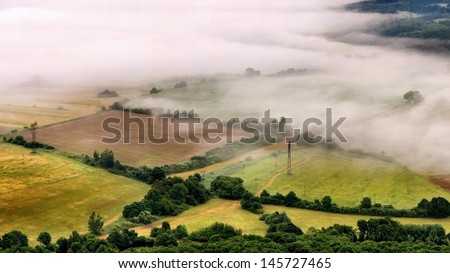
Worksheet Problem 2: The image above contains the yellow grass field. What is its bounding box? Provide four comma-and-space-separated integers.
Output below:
0, 143, 150, 243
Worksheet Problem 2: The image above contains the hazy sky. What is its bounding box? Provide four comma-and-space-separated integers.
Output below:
1, 0, 450, 173
0, 0, 376, 85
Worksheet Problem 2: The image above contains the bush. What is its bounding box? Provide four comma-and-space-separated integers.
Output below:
173, 225, 189, 239
260, 211, 303, 235
130, 211, 157, 225
189, 223, 242, 242
240, 191, 263, 214
107, 229, 138, 251
210, 176, 246, 200
155, 233, 178, 247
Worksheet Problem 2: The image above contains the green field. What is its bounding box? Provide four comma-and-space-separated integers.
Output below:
0, 143, 150, 243
133, 198, 450, 237
202, 146, 450, 209
133, 199, 267, 237
264, 205, 450, 233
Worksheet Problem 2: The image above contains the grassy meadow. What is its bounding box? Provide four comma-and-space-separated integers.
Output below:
133, 199, 267, 237
201, 146, 450, 209
0, 143, 150, 243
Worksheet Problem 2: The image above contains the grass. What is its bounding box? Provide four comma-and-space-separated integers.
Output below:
0, 86, 145, 132
201, 145, 450, 209
0, 143, 150, 244
200, 142, 301, 192
133, 199, 267, 237
132, 198, 450, 238
264, 205, 450, 233
268, 148, 450, 209
0, 104, 100, 130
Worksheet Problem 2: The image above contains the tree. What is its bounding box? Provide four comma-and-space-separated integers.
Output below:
93, 150, 100, 162
107, 229, 138, 251
193, 173, 202, 182
284, 191, 300, 207
240, 191, 263, 214
155, 233, 178, 247
99, 149, 115, 169
88, 212, 104, 235
151, 167, 166, 182
68, 242, 83, 253
210, 176, 246, 200
1, 230, 29, 249
427, 197, 450, 218
123, 201, 146, 219
244, 67, 261, 77
55, 237, 69, 253
150, 87, 161, 94
360, 197, 372, 209
189, 223, 242, 242
37, 232, 52, 246
161, 222, 172, 233
169, 183, 189, 203
321, 196, 333, 211
403, 90, 424, 105
173, 225, 189, 239
262, 211, 303, 235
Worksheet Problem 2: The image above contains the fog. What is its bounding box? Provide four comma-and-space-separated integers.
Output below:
1, 0, 450, 173
0, 0, 383, 85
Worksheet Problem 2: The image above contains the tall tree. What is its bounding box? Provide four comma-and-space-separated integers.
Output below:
88, 212, 104, 235
360, 197, 372, 209
37, 231, 52, 246
99, 149, 115, 169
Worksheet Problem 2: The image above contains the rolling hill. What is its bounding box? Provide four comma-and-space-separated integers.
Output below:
0, 143, 150, 243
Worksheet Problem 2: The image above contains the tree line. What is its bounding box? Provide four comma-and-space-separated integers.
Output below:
258, 190, 450, 219
162, 141, 267, 174
2, 214, 450, 253
205, 175, 450, 219
3, 135, 54, 150
78, 149, 166, 184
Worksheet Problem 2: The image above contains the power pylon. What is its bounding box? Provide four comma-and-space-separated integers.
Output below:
287, 141, 292, 175
30, 121, 38, 143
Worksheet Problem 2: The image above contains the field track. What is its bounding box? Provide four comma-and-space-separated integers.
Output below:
131, 153, 311, 235
256, 155, 310, 196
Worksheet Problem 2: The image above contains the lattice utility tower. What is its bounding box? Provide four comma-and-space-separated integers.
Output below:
287, 141, 292, 175
29, 121, 38, 154
30, 121, 38, 143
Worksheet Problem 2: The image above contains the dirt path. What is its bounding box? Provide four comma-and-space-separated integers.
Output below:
104, 148, 310, 236
131, 152, 311, 235
256, 155, 310, 196
103, 213, 122, 227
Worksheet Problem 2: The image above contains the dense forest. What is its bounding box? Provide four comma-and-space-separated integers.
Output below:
347, 0, 450, 41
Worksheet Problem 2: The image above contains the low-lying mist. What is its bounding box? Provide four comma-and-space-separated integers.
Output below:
1, 0, 449, 173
